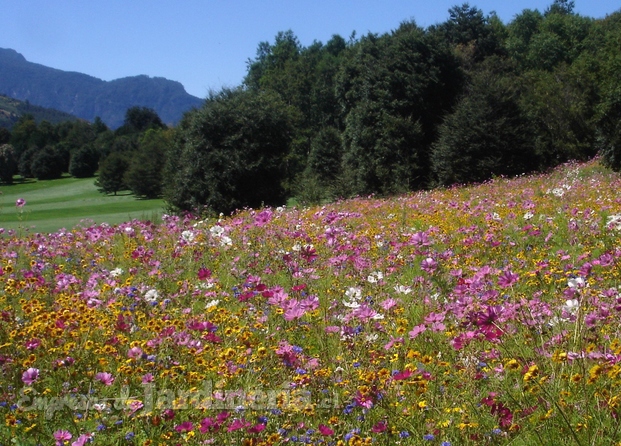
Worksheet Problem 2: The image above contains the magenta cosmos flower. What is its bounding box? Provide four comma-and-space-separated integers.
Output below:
15, 198, 26, 207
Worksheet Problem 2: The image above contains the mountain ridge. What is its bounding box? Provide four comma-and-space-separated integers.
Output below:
0, 48, 203, 129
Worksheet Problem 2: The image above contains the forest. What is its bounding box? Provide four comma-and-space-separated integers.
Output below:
0, 0, 620, 214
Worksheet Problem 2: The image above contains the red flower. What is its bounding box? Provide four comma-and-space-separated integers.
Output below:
247, 423, 266, 434
198, 267, 211, 280
318, 424, 334, 436
175, 421, 193, 432
371, 421, 387, 433
393, 369, 413, 380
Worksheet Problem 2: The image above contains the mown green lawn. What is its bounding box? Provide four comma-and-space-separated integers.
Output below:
0, 176, 165, 234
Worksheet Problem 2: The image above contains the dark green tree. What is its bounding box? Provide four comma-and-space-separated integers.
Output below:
30, 146, 65, 180
18, 147, 39, 178
545, 0, 575, 16
124, 129, 170, 198
116, 107, 166, 135
0, 144, 17, 184
336, 23, 462, 195
428, 3, 506, 67
95, 152, 130, 195
307, 127, 343, 183
431, 58, 537, 185
0, 128, 11, 145
64, 121, 96, 151
97, 134, 136, 161
92, 116, 109, 134
507, 5, 593, 72
165, 88, 295, 214
31, 120, 58, 149
10, 115, 37, 157
594, 12, 621, 170
505, 9, 544, 65
245, 31, 349, 192
69, 144, 100, 178
520, 63, 598, 167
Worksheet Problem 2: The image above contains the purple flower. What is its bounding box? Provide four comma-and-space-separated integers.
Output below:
498, 269, 519, 288
127, 347, 143, 359
141, 373, 154, 384
421, 257, 437, 273
15, 198, 26, 207
22, 367, 39, 385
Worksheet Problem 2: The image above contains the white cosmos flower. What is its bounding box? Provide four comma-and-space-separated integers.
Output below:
110, 267, 124, 278
606, 215, 621, 230
205, 299, 220, 309
367, 271, 384, 283
550, 188, 565, 197
567, 277, 586, 289
181, 230, 195, 243
144, 289, 159, 303
210, 225, 225, 237
394, 285, 412, 295
562, 299, 580, 315
345, 287, 362, 300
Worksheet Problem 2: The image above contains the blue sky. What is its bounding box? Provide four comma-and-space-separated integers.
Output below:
2, 0, 619, 99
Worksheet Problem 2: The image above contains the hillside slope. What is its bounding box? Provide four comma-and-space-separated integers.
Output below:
0, 94, 79, 129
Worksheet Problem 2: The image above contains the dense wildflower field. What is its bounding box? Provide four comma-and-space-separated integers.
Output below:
1, 160, 621, 446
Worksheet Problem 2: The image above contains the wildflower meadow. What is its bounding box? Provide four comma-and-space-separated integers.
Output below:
2, 159, 621, 445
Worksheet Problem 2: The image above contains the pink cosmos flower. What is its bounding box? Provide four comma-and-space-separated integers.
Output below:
94, 372, 114, 386
421, 257, 437, 273
25, 338, 41, 350
127, 399, 144, 415
71, 434, 92, 446
409, 324, 426, 339
380, 298, 398, 311
22, 367, 39, 385
53, 429, 72, 445
127, 347, 143, 359
498, 269, 519, 288
227, 418, 251, 432
283, 299, 306, 321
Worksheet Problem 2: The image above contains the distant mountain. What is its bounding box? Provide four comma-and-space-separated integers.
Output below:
0, 48, 203, 129
0, 94, 79, 129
